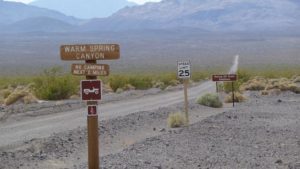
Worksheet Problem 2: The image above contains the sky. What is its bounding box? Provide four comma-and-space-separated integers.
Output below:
4, 0, 162, 5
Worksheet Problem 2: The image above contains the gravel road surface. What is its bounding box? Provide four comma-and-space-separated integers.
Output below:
0, 81, 214, 148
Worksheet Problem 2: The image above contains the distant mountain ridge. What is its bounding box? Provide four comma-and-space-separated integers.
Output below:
30, 0, 137, 19
0, 0, 79, 25
86, 0, 300, 31
0, 0, 81, 32
1, 0, 300, 33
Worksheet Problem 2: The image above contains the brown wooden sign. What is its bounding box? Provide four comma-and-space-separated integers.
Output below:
72, 64, 109, 76
212, 74, 237, 82
61, 44, 120, 60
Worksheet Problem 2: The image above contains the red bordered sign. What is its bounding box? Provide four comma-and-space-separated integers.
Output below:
212, 74, 237, 82
88, 105, 98, 116
81, 80, 102, 101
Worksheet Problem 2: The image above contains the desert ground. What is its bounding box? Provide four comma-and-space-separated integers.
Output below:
0, 80, 299, 169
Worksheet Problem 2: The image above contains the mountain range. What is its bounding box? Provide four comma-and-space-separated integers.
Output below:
30, 0, 136, 19
1, 0, 300, 33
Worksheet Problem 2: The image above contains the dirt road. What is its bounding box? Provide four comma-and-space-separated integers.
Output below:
0, 81, 214, 148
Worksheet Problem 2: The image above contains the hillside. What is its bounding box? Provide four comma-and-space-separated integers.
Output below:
30, 0, 137, 19
82, 0, 300, 31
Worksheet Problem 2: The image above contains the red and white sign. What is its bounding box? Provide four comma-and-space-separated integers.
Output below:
212, 74, 237, 82
81, 80, 102, 101
88, 106, 98, 116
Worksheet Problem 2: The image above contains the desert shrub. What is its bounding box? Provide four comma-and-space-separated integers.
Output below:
0, 76, 33, 89
152, 81, 165, 89
197, 93, 223, 108
293, 76, 300, 83
33, 67, 77, 100
1, 89, 12, 99
109, 75, 129, 92
128, 76, 152, 90
224, 82, 241, 93
240, 77, 267, 91
3, 84, 36, 105
169, 79, 180, 86
23, 93, 38, 104
158, 73, 178, 87
4, 90, 28, 105
191, 72, 208, 82
268, 89, 281, 95
225, 92, 246, 103
116, 88, 124, 94
261, 90, 269, 96
167, 112, 185, 128
123, 84, 135, 91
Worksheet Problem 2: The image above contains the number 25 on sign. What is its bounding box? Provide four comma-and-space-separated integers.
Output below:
177, 61, 191, 79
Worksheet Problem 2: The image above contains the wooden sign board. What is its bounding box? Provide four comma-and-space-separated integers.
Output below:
61, 44, 120, 60
177, 61, 191, 79
72, 64, 109, 76
212, 74, 237, 82
81, 80, 102, 101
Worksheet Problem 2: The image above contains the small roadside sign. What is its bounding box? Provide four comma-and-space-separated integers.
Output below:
212, 74, 237, 108
212, 74, 237, 82
88, 106, 98, 116
177, 61, 191, 79
81, 80, 102, 101
61, 44, 120, 60
72, 64, 109, 76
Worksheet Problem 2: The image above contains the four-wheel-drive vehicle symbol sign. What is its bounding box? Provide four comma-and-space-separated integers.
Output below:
84, 87, 99, 95
81, 80, 102, 101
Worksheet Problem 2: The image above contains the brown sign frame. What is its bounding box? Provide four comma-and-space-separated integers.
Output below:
61, 44, 120, 60
212, 74, 237, 82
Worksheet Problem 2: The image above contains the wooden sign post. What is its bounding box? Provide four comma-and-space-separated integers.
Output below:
212, 74, 237, 107
61, 44, 120, 169
177, 61, 191, 125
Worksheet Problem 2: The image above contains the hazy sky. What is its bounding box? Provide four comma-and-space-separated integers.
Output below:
4, 0, 162, 5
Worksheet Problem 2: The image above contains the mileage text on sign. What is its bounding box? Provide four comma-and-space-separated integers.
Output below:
72, 64, 109, 76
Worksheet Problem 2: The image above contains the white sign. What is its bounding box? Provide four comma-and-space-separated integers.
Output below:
177, 61, 191, 79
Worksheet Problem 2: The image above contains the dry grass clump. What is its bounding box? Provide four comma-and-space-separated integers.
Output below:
152, 81, 165, 89
103, 84, 113, 93
225, 92, 246, 103
264, 78, 300, 93
4, 85, 38, 106
167, 112, 186, 128
260, 90, 269, 96
241, 76, 267, 91
0, 97, 4, 105
124, 84, 135, 91
242, 76, 300, 94
197, 93, 223, 108
268, 89, 281, 95
292, 76, 300, 83
116, 88, 124, 94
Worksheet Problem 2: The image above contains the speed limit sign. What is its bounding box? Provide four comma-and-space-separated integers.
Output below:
177, 61, 191, 79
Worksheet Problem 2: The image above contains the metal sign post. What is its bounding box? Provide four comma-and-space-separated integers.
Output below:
61, 44, 120, 169
177, 61, 191, 125
232, 82, 235, 107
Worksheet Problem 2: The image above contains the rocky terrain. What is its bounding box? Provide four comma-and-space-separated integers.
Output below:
0, 86, 299, 168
